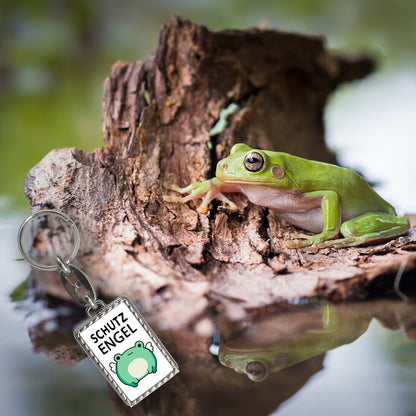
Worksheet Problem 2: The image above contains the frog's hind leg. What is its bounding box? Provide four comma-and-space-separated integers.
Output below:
317, 213, 410, 249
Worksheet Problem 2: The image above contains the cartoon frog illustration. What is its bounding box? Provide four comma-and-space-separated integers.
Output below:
110, 341, 157, 387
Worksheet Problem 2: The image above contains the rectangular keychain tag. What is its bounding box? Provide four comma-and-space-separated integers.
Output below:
74, 296, 179, 407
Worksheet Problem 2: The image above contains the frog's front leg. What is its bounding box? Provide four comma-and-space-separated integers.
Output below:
164, 178, 238, 214
316, 212, 410, 249
286, 190, 341, 249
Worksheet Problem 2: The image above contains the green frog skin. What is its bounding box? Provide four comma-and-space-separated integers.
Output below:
164, 143, 410, 250
110, 341, 157, 387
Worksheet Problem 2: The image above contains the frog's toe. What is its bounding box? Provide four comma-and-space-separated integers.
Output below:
163, 195, 182, 203
285, 239, 298, 248
286, 234, 335, 250
289, 232, 312, 240
314, 237, 357, 249
163, 182, 182, 192
197, 205, 208, 214
287, 239, 326, 253
306, 245, 320, 254
215, 193, 238, 210
286, 238, 313, 249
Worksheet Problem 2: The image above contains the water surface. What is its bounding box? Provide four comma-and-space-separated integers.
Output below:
1, 215, 416, 416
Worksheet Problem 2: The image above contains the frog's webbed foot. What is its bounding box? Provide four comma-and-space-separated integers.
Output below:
163, 182, 204, 200
286, 238, 318, 253
286, 231, 340, 251
289, 232, 313, 240
287, 233, 317, 252
163, 180, 237, 213
163, 181, 210, 211
314, 237, 360, 249
196, 191, 237, 214
214, 193, 238, 211
286, 235, 321, 249
313, 213, 411, 249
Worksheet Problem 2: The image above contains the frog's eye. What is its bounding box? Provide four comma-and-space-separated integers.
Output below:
244, 152, 264, 172
115, 354, 122, 361
135, 341, 144, 348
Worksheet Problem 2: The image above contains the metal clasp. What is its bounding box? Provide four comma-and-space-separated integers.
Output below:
56, 255, 98, 308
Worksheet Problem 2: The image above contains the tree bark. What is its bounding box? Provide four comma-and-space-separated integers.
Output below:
25, 17, 416, 329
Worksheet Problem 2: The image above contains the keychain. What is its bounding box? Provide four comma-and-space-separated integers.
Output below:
17, 209, 179, 407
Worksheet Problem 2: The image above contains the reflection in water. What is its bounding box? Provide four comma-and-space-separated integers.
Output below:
217, 304, 369, 382
24, 296, 416, 416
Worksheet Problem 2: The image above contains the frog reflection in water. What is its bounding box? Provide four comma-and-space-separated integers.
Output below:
164, 143, 409, 250
110, 341, 157, 387
217, 305, 369, 382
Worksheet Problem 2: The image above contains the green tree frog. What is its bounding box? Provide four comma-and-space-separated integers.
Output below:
164, 143, 410, 249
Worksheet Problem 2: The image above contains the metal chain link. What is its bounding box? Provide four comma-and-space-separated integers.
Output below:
55, 255, 100, 309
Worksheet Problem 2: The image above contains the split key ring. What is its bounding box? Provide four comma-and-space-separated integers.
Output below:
17, 209, 80, 271
17, 209, 102, 311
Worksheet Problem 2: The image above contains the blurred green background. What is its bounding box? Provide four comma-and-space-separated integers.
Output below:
1, 0, 415, 210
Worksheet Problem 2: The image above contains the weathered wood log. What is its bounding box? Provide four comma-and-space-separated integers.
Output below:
25, 17, 416, 330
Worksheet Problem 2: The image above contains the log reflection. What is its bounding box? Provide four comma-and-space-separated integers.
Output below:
26, 297, 416, 415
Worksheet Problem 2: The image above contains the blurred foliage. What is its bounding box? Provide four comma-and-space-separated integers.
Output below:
9, 278, 28, 302
379, 325, 416, 367
0, 0, 415, 209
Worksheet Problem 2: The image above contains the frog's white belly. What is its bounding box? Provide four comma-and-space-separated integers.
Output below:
237, 184, 370, 234
128, 358, 148, 378
239, 185, 325, 233
277, 210, 324, 234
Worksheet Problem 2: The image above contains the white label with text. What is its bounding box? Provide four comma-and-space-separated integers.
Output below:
74, 296, 178, 407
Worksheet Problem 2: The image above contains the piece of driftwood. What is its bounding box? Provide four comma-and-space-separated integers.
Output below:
25, 17, 416, 330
